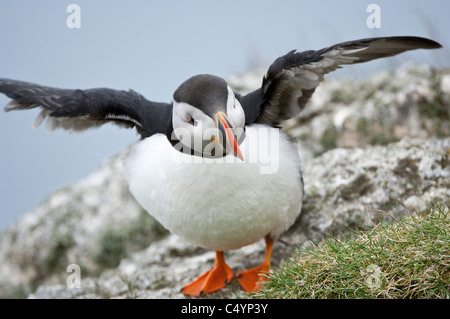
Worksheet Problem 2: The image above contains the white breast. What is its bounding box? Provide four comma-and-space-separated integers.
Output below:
123, 124, 303, 251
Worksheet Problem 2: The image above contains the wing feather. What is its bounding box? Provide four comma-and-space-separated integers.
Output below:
238, 36, 442, 126
0, 79, 172, 138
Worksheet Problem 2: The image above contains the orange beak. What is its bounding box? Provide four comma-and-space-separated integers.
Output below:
214, 112, 244, 161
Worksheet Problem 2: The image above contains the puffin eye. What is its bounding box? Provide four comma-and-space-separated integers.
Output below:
189, 117, 198, 126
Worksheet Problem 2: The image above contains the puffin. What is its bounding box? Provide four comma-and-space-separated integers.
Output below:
0, 36, 442, 297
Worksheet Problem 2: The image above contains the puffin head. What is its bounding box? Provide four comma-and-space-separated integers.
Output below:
171, 74, 245, 160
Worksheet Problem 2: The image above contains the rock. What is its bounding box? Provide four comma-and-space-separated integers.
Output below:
0, 150, 168, 298
277, 65, 450, 162
28, 235, 266, 299
1, 65, 449, 298
441, 74, 450, 95
296, 137, 450, 245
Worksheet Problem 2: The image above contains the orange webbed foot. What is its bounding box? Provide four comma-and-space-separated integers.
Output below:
236, 236, 275, 292
181, 251, 234, 297
236, 264, 270, 292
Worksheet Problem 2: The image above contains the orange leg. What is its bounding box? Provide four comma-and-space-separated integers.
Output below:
181, 250, 234, 297
236, 236, 274, 292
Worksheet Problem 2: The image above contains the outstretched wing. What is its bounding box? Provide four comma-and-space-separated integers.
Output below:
237, 36, 442, 126
0, 79, 172, 138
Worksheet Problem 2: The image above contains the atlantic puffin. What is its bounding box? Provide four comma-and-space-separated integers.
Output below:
0, 36, 442, 297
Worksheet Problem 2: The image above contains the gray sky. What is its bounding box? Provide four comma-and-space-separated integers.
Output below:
0, 0, 449, 230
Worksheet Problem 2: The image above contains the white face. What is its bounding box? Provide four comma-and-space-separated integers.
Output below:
171, 86, 246, 157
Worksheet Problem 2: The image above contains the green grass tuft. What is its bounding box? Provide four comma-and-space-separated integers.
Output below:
250, 205, 450, 299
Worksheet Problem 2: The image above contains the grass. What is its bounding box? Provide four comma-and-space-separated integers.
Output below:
250, 205, 450, 299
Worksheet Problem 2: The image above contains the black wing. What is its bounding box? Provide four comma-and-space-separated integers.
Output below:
237, 36, 442, 126
0, 79, 172, 138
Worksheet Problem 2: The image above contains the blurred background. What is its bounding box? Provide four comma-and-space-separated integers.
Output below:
0, 0, 449, 231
